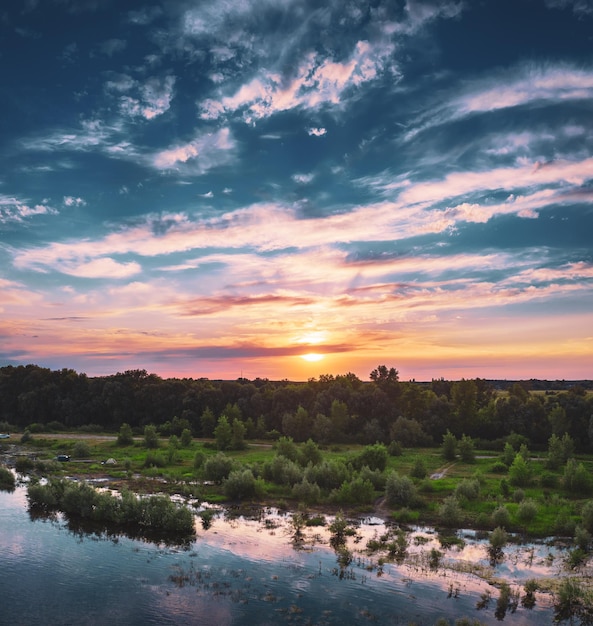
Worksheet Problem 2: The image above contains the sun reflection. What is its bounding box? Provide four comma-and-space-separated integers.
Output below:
300, 353, 324, 362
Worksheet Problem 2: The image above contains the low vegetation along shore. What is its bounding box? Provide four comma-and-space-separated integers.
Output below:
4, 425, 593, 622
2, 425, 593, 539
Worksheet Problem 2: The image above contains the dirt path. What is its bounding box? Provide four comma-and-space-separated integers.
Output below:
429, 461, 456, 479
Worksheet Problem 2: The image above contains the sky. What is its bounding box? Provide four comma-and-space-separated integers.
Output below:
1, 0, 592, 382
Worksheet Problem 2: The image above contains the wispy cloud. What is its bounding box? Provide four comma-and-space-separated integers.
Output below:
205, 40, 397, 122
407, 63, 593, 140
0, 195, 58, 223
152, 127, 236, 173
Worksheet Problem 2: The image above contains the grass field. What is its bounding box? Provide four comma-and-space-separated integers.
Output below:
9, 432, 593, 540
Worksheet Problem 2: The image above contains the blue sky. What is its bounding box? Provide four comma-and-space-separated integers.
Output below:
1, 0, 592, 381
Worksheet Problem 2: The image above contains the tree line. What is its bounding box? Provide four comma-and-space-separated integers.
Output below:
0, 364, 592, 450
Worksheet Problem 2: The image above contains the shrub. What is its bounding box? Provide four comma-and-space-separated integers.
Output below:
143, 452, 166, 468
223, 469, 261, 500
203, 453, 234, 483
353, 443, 388, 472
563, 459, 592, 495
214, 415, 233, 451
0, 466, 15, 491
359, 465, 386, 490
117, 423, 134, 446
491, 461, 508, 473
581, 500, 593, 534
442, 430, 457, 461
299, 439, 322, 467
330, 477, 375, 505
501, 442, 516, 466
439, 496, 463, 527
275, 436, 299, 462
15, 456, 35, 473
180, 428, 192, 448
555, 512, 577, 537
491, 505, 511, 528
387, 440, 403, 456
458, 434, 475, 463
574, 525, 591, 552
143, 425, 159, 449
489, 526, 508, 551
72, 441, 91, 459
540, 472, 558, 488
455, 478, 480, 502
305, 460, 351, 490
262, 455, 303, 486
517, 499, 538, 523
512, 488, 525, 503
385, 471, 417, 507
410, 458, 427, 480
193, 450, 206, 469
508, 453, 532, 487
291, 478, 321, 505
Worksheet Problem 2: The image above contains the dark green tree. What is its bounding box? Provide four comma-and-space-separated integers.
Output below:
214, 415, 233, 451
117, 422, 134, 446
143, 425, 159, 449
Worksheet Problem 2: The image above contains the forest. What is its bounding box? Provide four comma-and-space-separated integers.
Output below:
0, 364, 592, 450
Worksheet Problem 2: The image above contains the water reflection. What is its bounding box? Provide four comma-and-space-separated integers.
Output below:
0, 485, 584, 624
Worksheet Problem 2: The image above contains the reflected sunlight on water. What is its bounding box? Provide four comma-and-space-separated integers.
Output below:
0, 486, 576, 625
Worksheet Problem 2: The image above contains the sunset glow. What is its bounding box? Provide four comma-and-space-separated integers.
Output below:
301, 353, 325, 363
1, 1, 592, 381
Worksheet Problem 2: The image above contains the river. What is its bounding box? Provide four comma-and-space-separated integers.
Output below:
0, 481, 579, 625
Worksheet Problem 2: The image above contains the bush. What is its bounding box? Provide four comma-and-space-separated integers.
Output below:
72, 441, 91, 459
458, 434, 475, 463
385, 471, 417, 507
15, 456, 35, 473
193, 450, 206, 469
387, 440, 403, 456
203, 453, 234, 483
299, 439, 322, 467
291, 478, 321, 505
117, 423, 134, 446
540, 472, 558, 488
223, 469, 261, 500
489, 525, 508, 551
442, 430, 457, 461
517, 499, 538, 523
143, 425, 159, 449
275, 436, 299, 462
263, 455, 303, 486
439, 496, 463, 527
455, 478, 480, 502
0, 466, 15, 491
574, 525, 591, 551
330, 477, 375, 505
180, 428, 192, 448
563, 459, 592, 495
508, 453, 532, 487
410, 458, 427, 480
305, 460, 351, 490
491, 461, 508, 473
359, 465, 386, 490
353, 443, 388, 472
581, 500, 593, 534
143, 452, 166, 468
491, 505, 511, 528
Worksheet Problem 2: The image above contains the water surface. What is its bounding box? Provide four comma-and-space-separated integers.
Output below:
0, 484, 571, 625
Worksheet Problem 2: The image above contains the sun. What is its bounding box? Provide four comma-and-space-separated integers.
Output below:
300, 353, 325, 362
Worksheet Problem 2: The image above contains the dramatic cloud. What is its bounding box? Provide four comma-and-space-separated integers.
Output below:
1, 0, 592, 380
